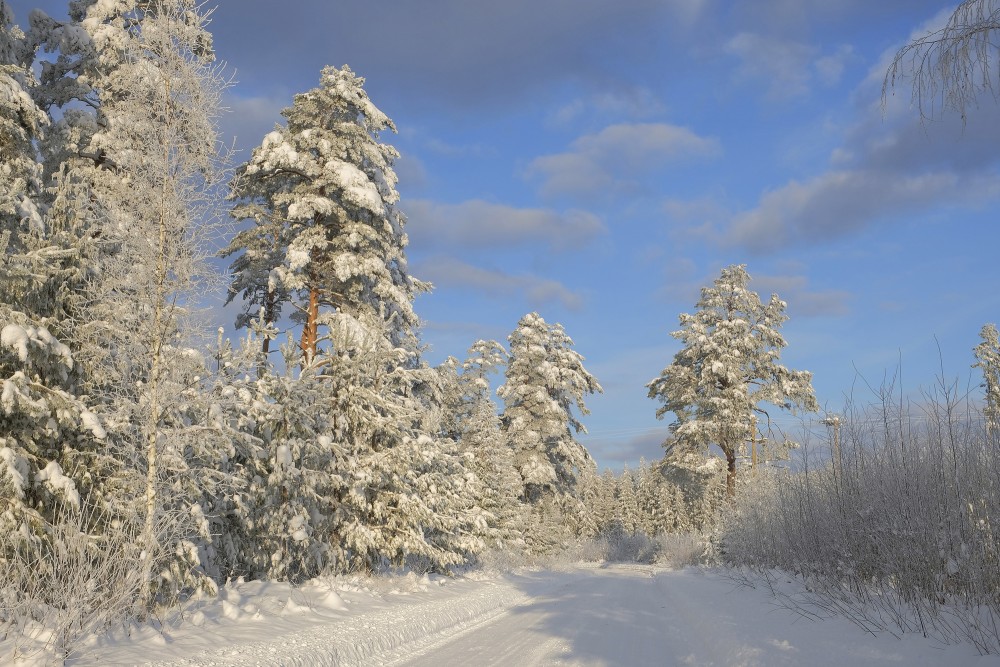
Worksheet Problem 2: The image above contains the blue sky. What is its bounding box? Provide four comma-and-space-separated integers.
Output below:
15, 1, 1000, 470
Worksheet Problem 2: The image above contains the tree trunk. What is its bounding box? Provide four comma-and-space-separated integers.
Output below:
299, 282, 319, 364
259, 287, 275, 373
141, 73, 174, 611
725, 449, 737, 500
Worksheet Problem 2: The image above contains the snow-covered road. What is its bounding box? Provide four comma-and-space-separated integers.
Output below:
72, 566, 1000, 667
398, 566, 999, 667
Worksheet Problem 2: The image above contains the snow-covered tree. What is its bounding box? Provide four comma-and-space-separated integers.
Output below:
647, 265, 818, 498
437, 340, 524, 551
588, 468, 619, 534
615, 465, 639, 534
498, 313, 602, 551
974, 323, 1000, 435
499, 313, 602, 502
0, 3, 46, 237
634, 458, 661, 535
226, 65, 420, 362
314, 313, 482, 573
884, 0, 1000, 122
0, 312, 108, 548
27, 0, 231, 606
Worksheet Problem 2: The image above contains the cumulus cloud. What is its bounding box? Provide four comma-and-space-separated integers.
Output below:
549, 87, 667, 127
526, 123, 720, 198
580, 429, 667, 468
656, 261, 849, 318
725, 170, 974, 253
394, 152, 429, 192
415, 257, 584, 310
725, 33, 816, 99
405, 199, 605, 253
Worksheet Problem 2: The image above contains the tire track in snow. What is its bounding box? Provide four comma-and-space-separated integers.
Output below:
142, 578, 532, 667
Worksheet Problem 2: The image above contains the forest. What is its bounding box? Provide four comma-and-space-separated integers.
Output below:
2, 0, 1000, 663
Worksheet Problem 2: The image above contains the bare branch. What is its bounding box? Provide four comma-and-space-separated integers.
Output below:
883, 0, 1000, 123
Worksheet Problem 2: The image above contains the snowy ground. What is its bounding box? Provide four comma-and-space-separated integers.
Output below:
18, 565, 1000, 666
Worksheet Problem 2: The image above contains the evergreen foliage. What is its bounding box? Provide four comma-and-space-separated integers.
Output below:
647, 265, 819, 497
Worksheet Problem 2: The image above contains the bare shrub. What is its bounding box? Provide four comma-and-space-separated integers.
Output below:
0, 500, 183, 663
721, 376, 1000, 653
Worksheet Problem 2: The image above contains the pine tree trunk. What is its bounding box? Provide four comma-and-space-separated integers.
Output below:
725, 449, 737, 499
260, 287, 275, 372
300, 282, 319, 363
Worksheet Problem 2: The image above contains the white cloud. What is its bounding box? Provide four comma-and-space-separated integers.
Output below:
581, 429, 666, 468
415, 257, 584, 310
654, 260, 850, 319
405, 199, 605, 253
724, 170, 972, 253
214, 0, 673, 108
751, 273, 852, 318
717, 12, 1000, 254
549, 87, 667, 127
725, 34, 858, 100
725, 32, 816, 99
421, 137, 492, 158
814, 45, 854, 87
526, 123, 720, 198
394, 152, 429, 191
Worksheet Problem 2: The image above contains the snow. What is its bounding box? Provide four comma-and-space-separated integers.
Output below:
326, 160, 385, 214
0, 446, 27, 498
35, 566, 1000, 667
0, 324, 30, 362
35, 460, 81, 509
80, 410, 107, 440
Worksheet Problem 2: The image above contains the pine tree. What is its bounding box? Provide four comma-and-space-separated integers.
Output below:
498, 312, 602, 551
591, 468, 619, 535
315, 314, 480, 573
647, 265, 818, 498
0, 3, 46, 237
437, 340, 524, 552
634, 458, 661, 535
616, 465, 639, 534
225, 65, 419, 363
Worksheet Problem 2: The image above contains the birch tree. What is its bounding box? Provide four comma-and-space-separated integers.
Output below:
647, 265, 818, 498
31, 0, 230, 605
883, 0, 1000, 123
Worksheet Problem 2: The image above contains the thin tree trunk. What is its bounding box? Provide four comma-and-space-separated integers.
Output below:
141, 73, 173, 611
299, 214, 325, 364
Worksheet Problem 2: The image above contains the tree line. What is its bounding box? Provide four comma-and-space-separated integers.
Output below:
1, 3, 739, 637
17, 0, 998, 659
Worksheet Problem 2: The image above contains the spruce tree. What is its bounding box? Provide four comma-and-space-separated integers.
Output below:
974, 323, 1000, 436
